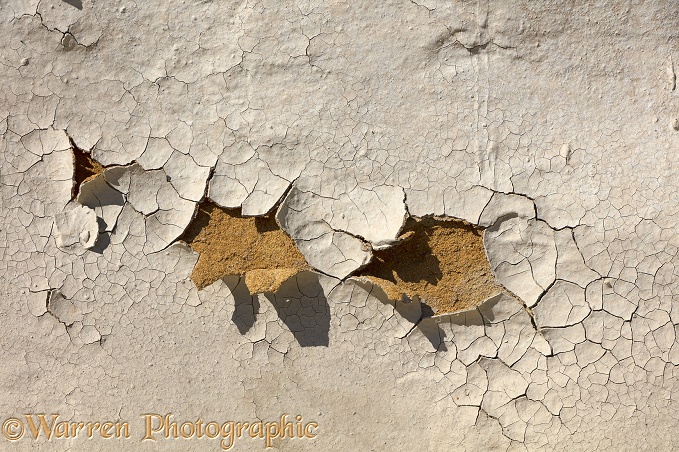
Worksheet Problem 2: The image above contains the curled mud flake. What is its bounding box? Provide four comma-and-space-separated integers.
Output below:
356, 216, 503, 314
54, 204, 99, 250
180, 200, 309, 294
71, 139, 104, 200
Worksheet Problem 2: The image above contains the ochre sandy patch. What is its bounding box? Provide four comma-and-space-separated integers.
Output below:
180, 200, 309, 294
71, 140, 104, 199
357, 216, 503, 314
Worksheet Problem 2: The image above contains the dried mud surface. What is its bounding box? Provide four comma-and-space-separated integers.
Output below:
358, 217, 503, 314
180, 200, 309, 294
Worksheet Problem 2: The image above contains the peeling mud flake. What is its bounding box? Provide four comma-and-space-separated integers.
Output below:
54, 205, 99, 250
357, 216, 503, 314
180, 200, 309, 294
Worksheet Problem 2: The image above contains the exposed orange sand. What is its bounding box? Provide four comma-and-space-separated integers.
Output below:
180, 200, 309, 294
357, 216, 502, 314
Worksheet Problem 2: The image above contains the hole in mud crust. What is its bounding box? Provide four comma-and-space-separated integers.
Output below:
180, 200, 310, 294
357, 216, 503, 314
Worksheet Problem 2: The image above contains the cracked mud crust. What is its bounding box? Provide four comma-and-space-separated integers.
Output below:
180, 200, 309, 294
357, 216, 503, 314
5, 1, 679, 450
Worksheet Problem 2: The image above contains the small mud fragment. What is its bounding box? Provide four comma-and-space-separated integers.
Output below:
71, 140, 104, 199
180, 200, 309, 294
357, 216, 503, 314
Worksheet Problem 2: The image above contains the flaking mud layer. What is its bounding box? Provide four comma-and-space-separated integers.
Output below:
180, 200, 309, 294
357, 216, 503, 314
